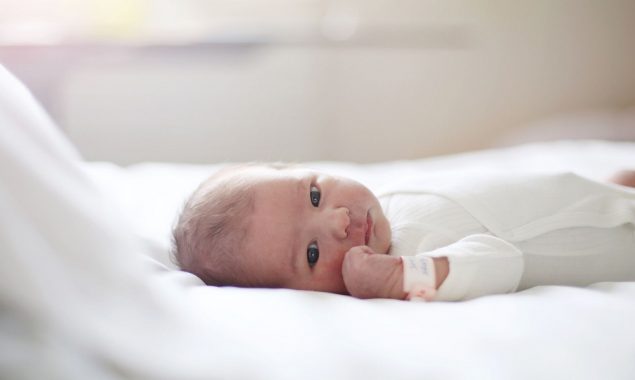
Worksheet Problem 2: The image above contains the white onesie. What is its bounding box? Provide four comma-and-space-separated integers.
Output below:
378, 172, 635, 301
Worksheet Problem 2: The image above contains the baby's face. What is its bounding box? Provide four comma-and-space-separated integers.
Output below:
241, 166, 391, 294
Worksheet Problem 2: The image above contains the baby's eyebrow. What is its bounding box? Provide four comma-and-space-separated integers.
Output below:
288, 223, 302, 276
288, 243, 298, 275
288, 179, 305, 275
295, 177, 307, 199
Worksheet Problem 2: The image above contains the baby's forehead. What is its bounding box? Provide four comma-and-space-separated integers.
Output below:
241, 200, 297, 284
246, 170, 307, 223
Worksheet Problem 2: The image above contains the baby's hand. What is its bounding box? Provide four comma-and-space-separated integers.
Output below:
342, 246, 406, 300
610, 170, 635, 188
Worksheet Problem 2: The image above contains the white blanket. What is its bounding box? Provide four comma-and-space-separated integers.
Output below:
2, 64, 635, 380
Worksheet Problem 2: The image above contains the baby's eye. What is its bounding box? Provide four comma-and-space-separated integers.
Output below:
309, 185, 321, 207
307, 242, 319, 268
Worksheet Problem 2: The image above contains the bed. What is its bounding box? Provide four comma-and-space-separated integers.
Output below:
2, 64, 635, 380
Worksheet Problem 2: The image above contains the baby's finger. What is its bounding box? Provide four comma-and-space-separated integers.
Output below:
342, 247, 367, 277
346, 245, 375, 256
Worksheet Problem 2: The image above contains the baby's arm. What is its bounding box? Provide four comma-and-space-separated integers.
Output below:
342, 246, 449, 300
343, 234, 523, 301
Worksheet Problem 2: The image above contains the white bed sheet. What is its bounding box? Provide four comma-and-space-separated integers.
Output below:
83, 140, 635, 380
2, 63, 635, 380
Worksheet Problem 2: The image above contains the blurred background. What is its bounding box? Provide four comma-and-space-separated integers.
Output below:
1, 0, 634, 165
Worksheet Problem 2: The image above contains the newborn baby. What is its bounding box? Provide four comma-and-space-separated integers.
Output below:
172, 164, 635, 301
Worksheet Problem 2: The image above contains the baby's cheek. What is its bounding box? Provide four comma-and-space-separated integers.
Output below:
321, 250, 348, 288
324, 250, 346, 276
319, 266, 347, 294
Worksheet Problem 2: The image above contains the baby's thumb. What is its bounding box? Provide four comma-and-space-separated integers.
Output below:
342, 247, 372, 295
342, 247, 371, 276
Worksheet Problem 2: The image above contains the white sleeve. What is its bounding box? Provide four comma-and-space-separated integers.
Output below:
403, 234, 524, 301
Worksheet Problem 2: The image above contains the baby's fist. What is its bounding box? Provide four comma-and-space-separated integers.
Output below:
342, 246, 406, 300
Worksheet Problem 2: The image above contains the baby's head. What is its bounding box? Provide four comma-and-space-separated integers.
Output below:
173, 163, 391, 294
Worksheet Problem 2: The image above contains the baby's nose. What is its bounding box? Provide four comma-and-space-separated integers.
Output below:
331, 207, 350, 239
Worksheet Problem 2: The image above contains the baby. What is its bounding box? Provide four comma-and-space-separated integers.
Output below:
173, 164, 635, 301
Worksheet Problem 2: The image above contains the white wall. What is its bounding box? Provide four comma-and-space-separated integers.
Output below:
3, 0, 635, 164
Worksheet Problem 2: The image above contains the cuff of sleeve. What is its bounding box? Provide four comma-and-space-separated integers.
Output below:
401, 256, 437, 301
434, 255, 476, 301
429, 235, 524, 301
436, 255, 524, 301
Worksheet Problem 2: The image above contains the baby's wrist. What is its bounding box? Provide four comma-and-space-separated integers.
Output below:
391, 258, 408, 300
401, 256, 437, 301
432, 257, 449, 288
